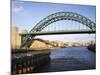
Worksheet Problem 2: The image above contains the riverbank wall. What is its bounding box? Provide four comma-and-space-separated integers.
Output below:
11, 49, 51, 75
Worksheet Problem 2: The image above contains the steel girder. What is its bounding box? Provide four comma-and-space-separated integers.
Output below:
30, 12, 96, 32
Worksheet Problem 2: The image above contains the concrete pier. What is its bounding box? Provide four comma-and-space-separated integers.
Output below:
11, 49, 51, 75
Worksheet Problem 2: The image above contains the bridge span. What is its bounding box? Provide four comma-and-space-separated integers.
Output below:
20, 30, 95, 36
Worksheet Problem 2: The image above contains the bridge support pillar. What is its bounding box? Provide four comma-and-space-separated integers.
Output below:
20, 35, 24, 47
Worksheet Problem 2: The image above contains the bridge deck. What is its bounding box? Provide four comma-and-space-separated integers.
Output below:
20, 30, 95, 36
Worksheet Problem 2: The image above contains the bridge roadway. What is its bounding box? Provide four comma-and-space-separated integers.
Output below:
20, 30, 95, 36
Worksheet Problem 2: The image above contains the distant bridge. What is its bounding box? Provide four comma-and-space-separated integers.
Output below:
20, 12, 96, 48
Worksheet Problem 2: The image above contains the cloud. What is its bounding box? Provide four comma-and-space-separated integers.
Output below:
12, 0, 24, 13
12, 6, 24, 13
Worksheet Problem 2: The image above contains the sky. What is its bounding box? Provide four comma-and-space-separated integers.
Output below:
12, 0, 96, 42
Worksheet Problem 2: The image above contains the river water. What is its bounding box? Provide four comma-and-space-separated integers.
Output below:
34, 47, 96, 73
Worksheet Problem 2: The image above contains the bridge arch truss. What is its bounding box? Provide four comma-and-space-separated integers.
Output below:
21, 12, 96, 48
30, 12, 95, 32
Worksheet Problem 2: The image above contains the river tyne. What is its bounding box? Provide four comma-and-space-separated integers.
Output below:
33, 47, 96, 73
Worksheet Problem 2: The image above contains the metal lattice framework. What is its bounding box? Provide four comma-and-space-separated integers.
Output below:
21, 12, 96, 48
30, 12, 95, 32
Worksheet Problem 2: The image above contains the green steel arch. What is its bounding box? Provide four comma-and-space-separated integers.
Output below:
30, 12, 95, 32
21, 12, 96, 48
